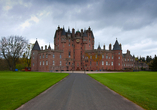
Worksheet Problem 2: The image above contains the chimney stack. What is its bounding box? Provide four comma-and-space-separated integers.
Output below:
81, 29, 83, 36
58, 25, 60, 30
127, 50, 130, 54
72, 28, 75, 37
45, 45, 47, 50
109, 44, 111, 50
120, 43, 122, 50
41, 46, 43, 50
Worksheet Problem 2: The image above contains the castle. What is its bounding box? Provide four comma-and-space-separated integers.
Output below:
31, 26, 135, 71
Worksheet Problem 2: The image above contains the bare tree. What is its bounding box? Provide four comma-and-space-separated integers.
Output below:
23, 43, 33, 67
0, 36, 28, 71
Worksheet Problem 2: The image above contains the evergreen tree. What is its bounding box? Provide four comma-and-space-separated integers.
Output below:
149, 56, 157, 71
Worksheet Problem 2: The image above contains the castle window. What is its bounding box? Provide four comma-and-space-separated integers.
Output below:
112, 56, 113, 59
43, 61, 44, 65
90, 56, 92, 59
69, 52, 71, 58
53, 54, 55, 58
118, 52, 120, 55
46, 54, 48, 58
69, 39, 70, 42
83, 55, 84, 58
106, 61, 108, 65
40, 55, 41, 59
118, 63, 120, 66
33, 57, 34, 59
33, 52, 34, 55
102, 55, 104, 58
46, 61, 48, 65
111, 62, 113, 66
95, 55, 97, 58
89, 44, 90, 47
106, 55, 108, 59
69, 62, 70, 65
102, 61, 104, 65
60, 54, 61, 58
40, 61, 41, 65
33, 63, 34, 66
53, 61, 55, 65
60, 61, 62, 66
125, 59, 126, 61
118, 57, 120, 59
96, 61, 98, 66
128, 59, 129, 61
90, 61, 92, 65
43, 54, 44, 58
69, 43, 70, 46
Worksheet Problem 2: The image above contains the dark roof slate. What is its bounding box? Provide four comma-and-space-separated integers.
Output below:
61, 27, 66, 35
98, 45, 101, 49
113, 40, 121, 50
54, 31, 56, 38
91, 31, 94, 38
67, 28, 71, 33
32, 40, 40, 50
48, 44, 51, 49
83, 30, 87, 37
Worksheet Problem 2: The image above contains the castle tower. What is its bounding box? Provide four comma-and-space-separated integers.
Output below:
31, 40, 40, 71
74, 30, 82, 70
113, 39, 122, 70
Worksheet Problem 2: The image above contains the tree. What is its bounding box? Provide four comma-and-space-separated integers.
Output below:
0, 36, 28, 71
149, 56, 157, 71
23, 43, 34, 67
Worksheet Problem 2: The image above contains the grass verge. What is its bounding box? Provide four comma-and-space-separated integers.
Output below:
0, 71, 69, 110
88, 71, 157, 110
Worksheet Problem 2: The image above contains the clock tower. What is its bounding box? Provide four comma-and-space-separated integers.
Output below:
74, 30, 82, 70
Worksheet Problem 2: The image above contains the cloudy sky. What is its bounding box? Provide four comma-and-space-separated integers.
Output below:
0, 0, 157, 58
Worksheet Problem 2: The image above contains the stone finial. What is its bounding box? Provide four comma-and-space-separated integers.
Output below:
103, 44, 105, 50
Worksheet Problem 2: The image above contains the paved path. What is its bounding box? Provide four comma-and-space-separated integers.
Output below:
17, 73, 144, 110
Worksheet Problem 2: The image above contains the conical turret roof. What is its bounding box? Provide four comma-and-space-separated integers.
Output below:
113, 40, 121, 50
61, 27, 66, 35
98, 44, 101, 49
48, 44, 51, 50
32, 40, 40, 50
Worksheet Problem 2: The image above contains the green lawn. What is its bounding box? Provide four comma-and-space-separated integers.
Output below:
0, 71, 69, 110
88, 71, 157, 110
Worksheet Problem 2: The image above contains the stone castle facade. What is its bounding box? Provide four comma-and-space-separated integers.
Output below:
31, 26, 135, 71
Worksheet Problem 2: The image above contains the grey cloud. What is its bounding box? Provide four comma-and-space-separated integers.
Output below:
0, 0, 157, 57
